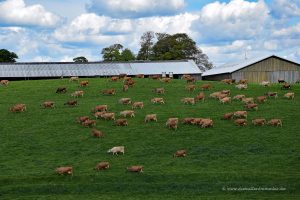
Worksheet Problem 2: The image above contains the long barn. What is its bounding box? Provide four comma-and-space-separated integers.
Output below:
0, 60, 202, 80
203, 55, 300, 83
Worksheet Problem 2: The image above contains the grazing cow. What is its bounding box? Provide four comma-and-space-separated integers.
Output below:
221, 79, 235, 84
194, 92, 205, 102
186, 84, 196, 92
278, 79, 286, 84
123, 84, 129, 92
94, 111, 106, 119
132, 102, 144, 109
101, 113, 115, 120
191, 118, 204, 125
108, 146, 125, 155
160, 77, 172, 83
92, 105, 108, 113
174, 150, 187, 157
56, 87, 67, 93
252, 119, 266, 126
199, 119, 213, 128
186, 77, 196, 83
136, 74, 144, 78
0, 80, 9, 86
82, 119, 96, 127
69, 76, 79, 82
102, 89, 116, 95
234, 111, 247, 118
245, 103, 258, 111
119, 74, 127, 78
91, 129, 103, 138
219, 97, 231, 104
144, 114, 157, 123
268, 119, 282, 127
166, 118, 179, 130
217, 93, 228, 100
119, 98, 132, 105
10, 104, 26, 112
200, 84, 212, 90
281, 83, 291, 90
120, 110, 135, 118
127, 166, 143, 173
64, 100, 77, 106
77, 116, 89, 123
284, 92, 294, 99
111, 76, 119, 81
221, 90, 231, 95
182, 118, 195, 124
260, 81, 270, 87
151, 98, 165, 104
265, 92, 278, 98
233, 94, 246, 100
181, 98, 195, 105
125, 79, 135, 87
55, 166, 73, 175
115, 119, 128, 126
153, 88, 165, 94
242, 97, 254, 104
238, 79, 248, 84
234, 119, 247, 126
80, 81, 89, 87
182, 75, 191, 80
42, 101, 55, 108
150, 75, 160, 80
222, 112, 234, 120
236, 84, 247, 90
95, 162, 110, 170
210, 92, 222, 99
71, 90, 84, 97
256, 96, 267, 103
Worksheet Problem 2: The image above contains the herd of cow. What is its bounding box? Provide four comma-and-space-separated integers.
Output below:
1, 74, 296, 175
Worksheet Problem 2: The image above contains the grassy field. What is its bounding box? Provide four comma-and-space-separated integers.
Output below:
0, 78, 299, 200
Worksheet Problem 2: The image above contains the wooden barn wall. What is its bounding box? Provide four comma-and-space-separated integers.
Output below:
232, 57, 300, 83
202, 73, 231, 81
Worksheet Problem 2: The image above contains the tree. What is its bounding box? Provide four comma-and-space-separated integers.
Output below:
152, 33, 213, 70
120, 48, 135, 61
137, 31, 155, 60
101, 44, 123, 61
73, 56, 88, 63
0, 49, 18, 63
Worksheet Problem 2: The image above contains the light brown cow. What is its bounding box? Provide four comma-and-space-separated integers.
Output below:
199, 118, 213, 128
221, 90, 231, 95
181, 98, 195, 105
95, 162, 110, 170
221, 79, 235, 84
144, 114, 157, 123
242, 97, 254, 104
174, 150, 187, 157
108, 146, 125, 154
233, 94, 246, 100
245, 103, 258, 111
256, 96, 267, 103
125, 79, 135, 87
0, 80, 9, 86
102, 89, 116, 95
123, 77, 132, 82
194, 92, 205, 102
111, 76, 119, 81
200, 84, 212, 90
217, 93, 228, 100
82, 119, 96, 127
127, 166, 143, 173
80, 80, 89, 87
94, 111, 106, 119
260, 81, 270, 87
239, 79, 248, 84
267, 119, 282, 127
284, 92, 295, 99
234, 119, 247, 126
191, 118, 204, 125
252, 119, 266, 126
123, 84, 129, 92
71, 90, 84, 97
69, 76, 79, 82
115, 119, 128, 126
64, 100, 77, 106
55, 166, 73, 175
182, 75, 191, 80
101, 113, 115, 120
92, 105, 108, 113
42, 101, 55, 108
222, 112, 234, 120
120, 110, 135, 118
136, 74, 144, 78
160, 77, 172, 83
210, 92, 222, 99
149, 75, 160, 80
219, 97, 231, 104
186, 77, 196, 83
151, 98, 165, 104
10, 104, 26, 112
236, 84, 247, 90
132, 102, 144, 109
234, 111, 247, 118
119, 98, 131, 105
265, 92, 278, 98
77, 116, 89, 123
153, 88, 165, 94
182, 118, 195, 124
91, 129, 103, 138
166, 118, 179, 130
186, 84, 196, 92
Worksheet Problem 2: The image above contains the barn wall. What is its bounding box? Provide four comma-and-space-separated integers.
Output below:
202, 73, 231, 81
232, 57, 300, 83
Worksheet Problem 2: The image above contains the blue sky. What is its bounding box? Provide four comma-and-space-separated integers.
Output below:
0, 0, 299, 65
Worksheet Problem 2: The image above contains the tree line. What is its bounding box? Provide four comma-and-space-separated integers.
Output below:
0, 32, 213, 70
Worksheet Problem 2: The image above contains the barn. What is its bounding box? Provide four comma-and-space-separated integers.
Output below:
202, 55, 300, 83
0, 60, 202, 80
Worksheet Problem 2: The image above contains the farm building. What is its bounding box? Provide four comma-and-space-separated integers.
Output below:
0, 60, 202, 80
203, 55, 300, 83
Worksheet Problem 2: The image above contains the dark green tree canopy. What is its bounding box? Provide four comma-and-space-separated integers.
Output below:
73, 56, 88, 63
120, 48, 135, 61
101, 44, 123, 61
137, 31, 155, 60
0, 49, 18, 63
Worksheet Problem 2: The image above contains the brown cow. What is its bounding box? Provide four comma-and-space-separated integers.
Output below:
111, 76, 119, 81
132, 102, 144, 109
160, 77, 172, 83
219, 97, 231, 104
42, 101, 55, 108
194, 92, 205, 102
191, 118, 204, 125
281, 83, 291, 90
222, 112, 234, 120
221, 79, 235, 84
119, 98, 131, 105
234, 111, 247, 118
234, 119, 247, 126
115, 119, 128, 126
91, 129, 103, 138
265, 92, 278, 98
245, 103, 258, 111
186, 84, 196, 92
123, 84, 129, 92
149, 75, 160, 80
56, 87, 67, 93
200, 84, 212, 90
153, 88, 165, 94
77, 116, 89, 123
239, 79, 248, 84
125, 79, 135, 87
94, 111, 106, 119
236, 84, 247, 90
151, 98, 165, 104
92, 105, 108, 113
199, 119, 213, 128
82, 119, 96, 127
174, 150, 187, 157
71, 90, 84, 97
127, 166, 143, 173
284, 92, 294, 99
144, 114, 157, 123
267, 119, 282, 127
55, 166, 73, 175
0, 80, 9, 86
210, 92, 222, 99
10, 104, 26, 112
120, 110, 135, 118
102, 89, 116, 95
182, 75, 191, 80
181, 98, 195, 105
136, 74, 144, 78
242, 97, 254, 104
80, 80, 89, 87
166, 118, 179, 130
186, 77, 195, 83
233, 94, 246, 101
182, 118, 195, 124
101, 113, 115, 120
64, 100, 77, 106
95, 162, 110, 170
252, 119, 266, 126
256, 96, 267, 103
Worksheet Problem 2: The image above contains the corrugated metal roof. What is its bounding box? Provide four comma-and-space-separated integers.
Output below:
202, 55, 300, 76
0, 60, 201, 77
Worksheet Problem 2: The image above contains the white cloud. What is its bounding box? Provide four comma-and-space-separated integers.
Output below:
192, 0, 270, 42
263, 40, 278, 51
0, 0, 60, 27
273, 23, 300, 38
86, 0, 185, 18
271, 0, 300, 18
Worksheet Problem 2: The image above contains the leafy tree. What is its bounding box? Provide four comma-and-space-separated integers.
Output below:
73, 56, 88, 63
0, 49, 18, 63
137, 31, 155, 60
120, 48, 135, 61
101, 44, 123, 61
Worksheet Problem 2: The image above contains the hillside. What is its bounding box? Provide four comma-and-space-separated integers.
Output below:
0, 78, 299, 200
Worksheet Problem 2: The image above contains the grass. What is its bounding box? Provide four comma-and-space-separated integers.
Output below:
0, 78, 299, 200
